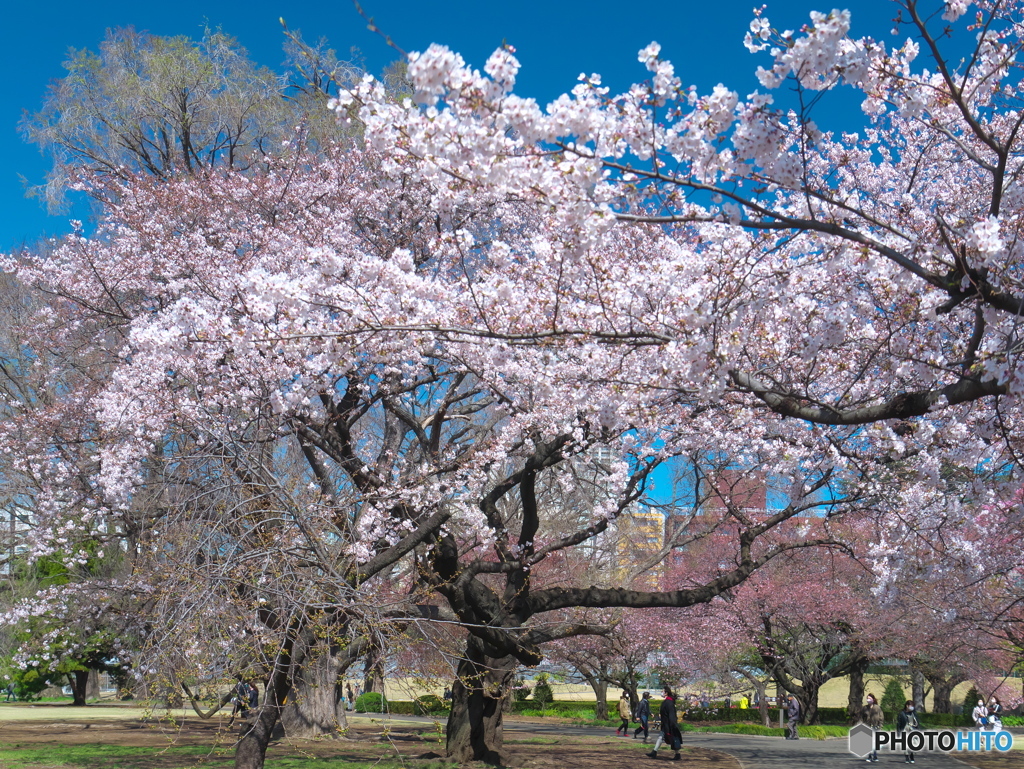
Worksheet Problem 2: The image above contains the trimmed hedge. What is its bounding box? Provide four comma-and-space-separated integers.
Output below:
511, 700, 598, 716
917, 712, 975, 728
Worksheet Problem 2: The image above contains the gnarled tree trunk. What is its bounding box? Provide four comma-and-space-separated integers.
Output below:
445, 636, 518, 764
847, 656, 869, 722
923, 669, 964, 714
279, 642, 349, 739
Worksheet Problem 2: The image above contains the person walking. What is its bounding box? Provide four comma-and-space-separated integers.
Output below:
4, 683, 14, 702
896, 700, 920, 764
346, 683, 355, 710
972, 699, 989, 730
648, 686, 682, 761
229, 680, 251, 724
785, 695, 802, 740
862, 693, 884, 762
988, 696, 1003, 730
634, 691, 651, 743
616, 692, 631, 736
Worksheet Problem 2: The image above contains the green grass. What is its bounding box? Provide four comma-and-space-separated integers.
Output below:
0, 744, 218, 768
263, 760, 459, 768
682, 723, 849, 739
0, 743, 463, 769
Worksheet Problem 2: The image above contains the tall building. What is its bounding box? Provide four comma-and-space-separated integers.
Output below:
612, 506, 665, 589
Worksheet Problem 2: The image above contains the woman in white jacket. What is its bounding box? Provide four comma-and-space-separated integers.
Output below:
972, 699, 989, 729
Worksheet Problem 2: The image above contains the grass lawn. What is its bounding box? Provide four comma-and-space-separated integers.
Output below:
0, 714, 740, 769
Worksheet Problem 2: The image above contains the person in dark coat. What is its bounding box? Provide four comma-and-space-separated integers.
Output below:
634, 691, 652, 743
896, 700, 920, 764
786, 694, 801, 740
647, 686, 682, 761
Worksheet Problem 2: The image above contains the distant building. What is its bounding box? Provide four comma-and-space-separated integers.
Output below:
1, 504, 33, 576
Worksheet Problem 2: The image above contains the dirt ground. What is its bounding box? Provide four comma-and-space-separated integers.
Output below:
0, 715, 740, 768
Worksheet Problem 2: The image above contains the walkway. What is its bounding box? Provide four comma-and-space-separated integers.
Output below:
355, 714, 998, 768
682, 732, 975, 769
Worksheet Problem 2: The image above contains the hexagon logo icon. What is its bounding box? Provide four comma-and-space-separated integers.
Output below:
849, 723, 875, 757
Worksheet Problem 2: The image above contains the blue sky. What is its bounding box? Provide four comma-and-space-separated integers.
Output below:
1, 0, 900, 252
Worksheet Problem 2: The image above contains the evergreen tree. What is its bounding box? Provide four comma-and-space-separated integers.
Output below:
963, 686, 981, 716
532, 673, 554, 709
881, 679, 906, 720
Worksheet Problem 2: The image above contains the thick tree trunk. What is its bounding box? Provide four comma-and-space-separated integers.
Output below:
69, 670, 89, 706
924, 671, 963, 714
445, 636, 518, 765
235, 666, 290, 769
847, 658, 869, 723
279, 643, 349, 739
583, 674, 608, 721
803, 687, 820, 725
86, 670, 101, 700
911, 668, 926, 712
779, 673, 823, 725
363, 645, 386, 696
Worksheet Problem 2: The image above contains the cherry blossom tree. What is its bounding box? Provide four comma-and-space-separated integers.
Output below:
13, 1, 1024, 765
323, 0, 1024, 743
334, 0, 1024, 504
3, 136, 856, 766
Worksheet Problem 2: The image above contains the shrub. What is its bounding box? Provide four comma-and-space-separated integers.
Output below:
3, 666, 49, 703
355, 692, 387, 713
918, 712, 974, 728
962, 684, 978, 716
532, 674, 553, 708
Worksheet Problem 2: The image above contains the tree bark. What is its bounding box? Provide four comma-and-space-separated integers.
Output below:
445, 636, 518, 764
235, 666, 290, 769
69, 670, 89, 706
911, 668, 926, 712
279, 642, 350, 739
86, 669, 101, 700
924, 670, 964, 714
363, 644, 386, 696
847, 657, 869, 723
582, 673, 608, 721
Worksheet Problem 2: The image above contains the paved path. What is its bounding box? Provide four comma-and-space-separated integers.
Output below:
681, 733, 975, 769
356, 714, 1006, 768
500, 723, 975, 768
